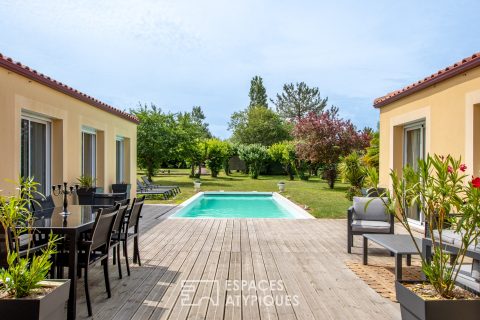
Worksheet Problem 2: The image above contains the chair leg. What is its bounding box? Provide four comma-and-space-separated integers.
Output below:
113, 246, 116, 265
84, 267, 92, 317
103, 260, 111, 298
134, 236, 141, 266
123, 240, 130, 276
117, 246, 122, 279
347, 231, 352, 254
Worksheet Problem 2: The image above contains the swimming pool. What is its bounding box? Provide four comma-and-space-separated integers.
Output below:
171, 192, 313, 219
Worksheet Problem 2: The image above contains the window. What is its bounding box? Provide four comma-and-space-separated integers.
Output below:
21, 116, 51, 195
403, 121, 425, 224
116, 137, 125, 183
82, 127, 96, 179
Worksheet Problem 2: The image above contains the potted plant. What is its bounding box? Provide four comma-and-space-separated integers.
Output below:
111, 181, 131, 195
277, 181, 286, 192
0, 177, 70, 320
76, 175, 97, 205
193, 179, 202, 190
369, 155, 480, 320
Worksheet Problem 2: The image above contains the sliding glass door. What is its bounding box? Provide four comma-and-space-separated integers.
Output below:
116, 137, 125, 183
404, 122, 425, 224
21, 117, 51, 195
82, 130, 96, 179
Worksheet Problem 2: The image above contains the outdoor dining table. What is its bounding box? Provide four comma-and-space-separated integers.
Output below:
29, 205, 97, 320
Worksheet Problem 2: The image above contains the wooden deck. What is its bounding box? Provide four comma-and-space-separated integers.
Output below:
76, 205, 401, 319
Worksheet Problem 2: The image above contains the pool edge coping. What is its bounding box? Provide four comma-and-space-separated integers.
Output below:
168, 191, 315, 220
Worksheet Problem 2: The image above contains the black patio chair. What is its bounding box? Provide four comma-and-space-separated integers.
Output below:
92, 192, 127, 210
31, 195, 56, 212
78, 205, 119, 316
111, 196, 144, 276
110, 200, 130, 279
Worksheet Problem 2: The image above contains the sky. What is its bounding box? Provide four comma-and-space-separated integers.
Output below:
0, 0, 479, 138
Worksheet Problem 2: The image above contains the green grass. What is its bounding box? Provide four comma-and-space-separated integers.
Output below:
138, 169, 351, 219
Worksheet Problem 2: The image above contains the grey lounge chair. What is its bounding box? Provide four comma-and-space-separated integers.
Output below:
141, 176, 180, 195
136, 180, 171, 199
347, 196, 394, 253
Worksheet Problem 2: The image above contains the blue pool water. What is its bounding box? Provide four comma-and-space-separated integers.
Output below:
173, 193, 296, 218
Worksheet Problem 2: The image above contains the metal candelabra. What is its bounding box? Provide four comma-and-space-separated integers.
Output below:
52, 182, 79, 214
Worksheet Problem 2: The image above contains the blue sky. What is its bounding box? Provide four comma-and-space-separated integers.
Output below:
1, 0, 478, 138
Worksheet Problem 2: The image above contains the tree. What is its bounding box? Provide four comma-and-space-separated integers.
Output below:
248, 76, 268, 108
338, 151, 366, 200
204, 139, 230, 177
293, 107, 371, 189
229, 106, 291, 146
237, 144, 270, 179
132, 103, 178, 180
268, 141, 297, 180
363, 131, 379, 169
177, 106, 211, 176
272, 82, 328, 122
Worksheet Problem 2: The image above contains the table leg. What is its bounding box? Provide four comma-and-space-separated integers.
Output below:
395, 254, 403, 280
406, 254, 411, 266
363, 237, 368, 265
67, 231, 78, 320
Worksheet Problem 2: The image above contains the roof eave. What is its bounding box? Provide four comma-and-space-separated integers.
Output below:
373, 55, 480, 108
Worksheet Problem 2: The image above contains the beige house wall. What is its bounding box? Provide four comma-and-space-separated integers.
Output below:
379, 66, 480, 187
0, 67, 137, 197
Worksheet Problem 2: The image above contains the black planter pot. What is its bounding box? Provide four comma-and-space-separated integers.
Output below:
0, 279, 70, 320
111, 183, 131, 195
76, 187, 96, 205
396, 280, 480, 320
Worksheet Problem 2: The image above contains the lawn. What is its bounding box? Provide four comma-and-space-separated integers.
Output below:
138, 169, 351, 219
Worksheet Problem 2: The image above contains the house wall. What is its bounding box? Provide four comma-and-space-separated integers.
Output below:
379, 66, 480, 186
0, 67, 137, 197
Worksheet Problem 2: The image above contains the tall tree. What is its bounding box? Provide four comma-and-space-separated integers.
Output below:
293, 107, 370, 189
272, 82, 328, 121
229, 106, 291, 146
248, 76, 268, 108
131, 103, 177, 180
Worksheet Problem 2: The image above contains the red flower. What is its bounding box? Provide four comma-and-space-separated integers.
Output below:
460, 164, 467, 172
472, 177, 480, 188
447, 166, 453, 173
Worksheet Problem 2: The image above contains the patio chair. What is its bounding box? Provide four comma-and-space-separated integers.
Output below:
110, 200, 130, 279
31, 195, 56, 212
111, 196, 144, 276
92, 192, 128, 209
141, 176, 181, 195
0, 226, 49, 268
347, 196, 394, 253
75, 205, 119, 316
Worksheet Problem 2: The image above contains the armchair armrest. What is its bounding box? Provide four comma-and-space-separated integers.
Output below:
347, 206, 354, 224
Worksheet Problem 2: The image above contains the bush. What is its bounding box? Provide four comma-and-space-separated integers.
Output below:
338, 151, 366, 200
204, 139, 230, 177
238, 144, 270, 179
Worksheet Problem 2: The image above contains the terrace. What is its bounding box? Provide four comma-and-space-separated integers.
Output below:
74, 204, 402, 319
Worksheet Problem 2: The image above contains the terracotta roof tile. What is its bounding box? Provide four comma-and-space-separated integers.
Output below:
373, 52, 480, 108
0, 53, 139, 124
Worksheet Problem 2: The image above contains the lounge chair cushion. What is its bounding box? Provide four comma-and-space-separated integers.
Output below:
352, 197, 389, 221
472, 260, 480, 281
432, 230, 480, 253
351, 220, 392, 233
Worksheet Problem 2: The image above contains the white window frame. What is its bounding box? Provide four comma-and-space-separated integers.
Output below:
21, 113, 52, 195
403, 121, 425, 226
116, 136, 125, 183
81, 126, 97, 179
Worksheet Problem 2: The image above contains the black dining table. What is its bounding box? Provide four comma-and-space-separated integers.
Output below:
30, 205, 97, 320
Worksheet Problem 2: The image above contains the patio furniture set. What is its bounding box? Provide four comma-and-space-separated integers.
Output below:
347, 189, 480, 292
1, 191, 146, 320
